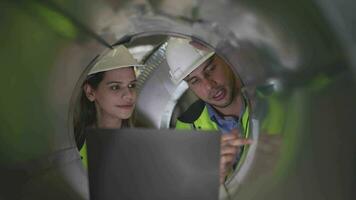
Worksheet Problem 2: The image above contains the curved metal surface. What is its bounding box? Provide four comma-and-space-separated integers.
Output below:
0, 0, 355, 199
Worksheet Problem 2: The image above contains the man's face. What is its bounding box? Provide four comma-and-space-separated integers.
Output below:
184, 55, 241, 109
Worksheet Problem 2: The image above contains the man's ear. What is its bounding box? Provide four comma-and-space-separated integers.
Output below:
83, 83, 96, 102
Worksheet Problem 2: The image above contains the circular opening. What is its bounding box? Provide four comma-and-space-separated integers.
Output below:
69, 33, 254, 191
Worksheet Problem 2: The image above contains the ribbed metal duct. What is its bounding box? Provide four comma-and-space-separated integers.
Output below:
0, 0, 355, 199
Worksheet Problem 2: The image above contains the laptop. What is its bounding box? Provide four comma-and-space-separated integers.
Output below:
86, 128, 220, 200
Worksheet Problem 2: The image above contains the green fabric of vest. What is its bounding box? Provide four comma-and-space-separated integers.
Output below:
175, 103, 251, 180
176, 104, 250, 138
80, 143, 88, 168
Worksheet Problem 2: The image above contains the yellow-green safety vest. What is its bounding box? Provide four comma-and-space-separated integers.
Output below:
175, 99, 251, 178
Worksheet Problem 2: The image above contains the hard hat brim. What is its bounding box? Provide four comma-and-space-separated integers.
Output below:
87, 64, 145, 75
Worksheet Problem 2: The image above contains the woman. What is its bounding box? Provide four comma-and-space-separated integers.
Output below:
73, 45, 144, 166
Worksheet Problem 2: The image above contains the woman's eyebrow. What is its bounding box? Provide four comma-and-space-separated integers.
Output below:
106, 79, 137, 85
106, 81, 121, 85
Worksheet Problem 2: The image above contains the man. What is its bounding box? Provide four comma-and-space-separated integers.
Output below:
166, 37, 252, 184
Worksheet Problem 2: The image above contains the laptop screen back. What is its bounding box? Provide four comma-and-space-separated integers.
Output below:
86, 128, 220, 200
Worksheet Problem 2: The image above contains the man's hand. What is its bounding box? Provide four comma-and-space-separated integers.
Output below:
220, 129, 252, 184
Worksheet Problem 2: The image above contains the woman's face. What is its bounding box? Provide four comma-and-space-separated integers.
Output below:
85, 67, 137, 125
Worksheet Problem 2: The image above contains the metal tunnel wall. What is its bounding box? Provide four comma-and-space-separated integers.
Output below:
0, 0, 355, 199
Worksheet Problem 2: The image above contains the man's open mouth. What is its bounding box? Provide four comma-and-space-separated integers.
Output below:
212, 88, 226, 101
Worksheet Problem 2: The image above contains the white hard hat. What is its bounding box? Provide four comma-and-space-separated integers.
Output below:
88, 45, 145, 75
166, 37, 215, 84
